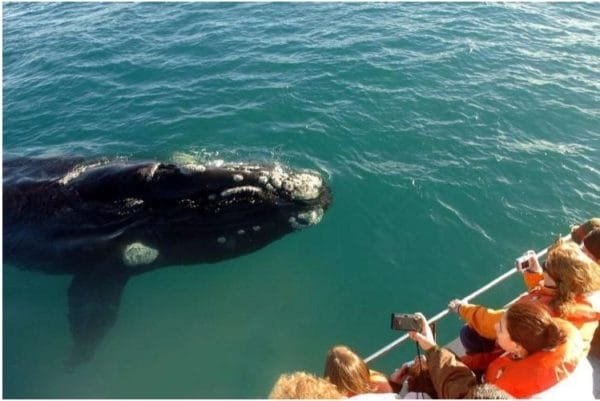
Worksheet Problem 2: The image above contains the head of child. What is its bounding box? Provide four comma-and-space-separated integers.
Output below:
495, 302, 565, 358
544, 239, 600, 315
324, 345, 372, 396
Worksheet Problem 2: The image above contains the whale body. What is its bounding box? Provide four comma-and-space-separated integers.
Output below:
3, 156, 332, 367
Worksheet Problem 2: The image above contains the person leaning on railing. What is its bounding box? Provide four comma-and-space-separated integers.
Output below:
407, 303, 591, 399
450, 237, 600, 356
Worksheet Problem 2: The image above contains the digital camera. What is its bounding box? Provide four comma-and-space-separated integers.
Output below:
390, 313, 422, 331
515, 255, 530, 271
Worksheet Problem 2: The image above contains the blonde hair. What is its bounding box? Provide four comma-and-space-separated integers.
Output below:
324, 345, 372, 396
545, 239, 600, 315
466, 383, 512, 399
269, 371, 343, 399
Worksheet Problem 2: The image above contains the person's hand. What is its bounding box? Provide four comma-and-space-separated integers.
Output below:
448, 299, 465, 314
389, 356, 428, 385
408, 313, 437, 351
525, 250, 543, 273
389, 364, 410, 385
412, 355, 428, 372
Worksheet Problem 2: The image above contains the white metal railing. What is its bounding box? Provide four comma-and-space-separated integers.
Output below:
364, 233, 571, 363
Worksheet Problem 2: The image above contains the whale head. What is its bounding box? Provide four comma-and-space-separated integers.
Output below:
65, 160, 332, 268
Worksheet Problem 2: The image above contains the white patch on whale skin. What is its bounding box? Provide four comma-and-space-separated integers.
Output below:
145, 163, 161, 181
286, 173, 323, 201
290, 207, 324, 229
283, 180, 295, 192
181, 164, 206, 174
237, 229, 246, 235
269, 164, 286, 189
271, 177, 282, 189
124, 198, 144, 207
59, 161, 108, 185
217, 236, 226, 244
220, 186, 263, 197
233, 174, 244, 182
252, 225, 261, 231
267, 166, 323, 200
123, 242, 159, 267
208, 194, 217, 200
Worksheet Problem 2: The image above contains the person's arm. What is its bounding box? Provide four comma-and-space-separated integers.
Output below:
426, 347, 477, 399
459, 349, 503, 371
448, 300, 503, 340
523, 271, 543, 290
408, 313, 437, 351
516, 250, 544, 289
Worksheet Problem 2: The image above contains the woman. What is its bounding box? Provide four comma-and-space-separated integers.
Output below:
452, 239, 600, 354
324, 345, 394, 397
409, 303, 589, 398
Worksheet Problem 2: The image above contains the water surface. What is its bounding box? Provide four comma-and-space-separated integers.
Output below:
3, 3, 599, 397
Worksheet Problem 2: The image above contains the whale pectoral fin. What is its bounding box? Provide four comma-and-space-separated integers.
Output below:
65, 270, 130, 370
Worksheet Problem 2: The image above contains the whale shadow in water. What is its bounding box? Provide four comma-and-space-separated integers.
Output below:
3, 156, 332, 368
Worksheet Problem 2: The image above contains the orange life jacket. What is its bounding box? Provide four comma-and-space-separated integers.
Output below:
484, 319, 584, 398
518, 286, 600, 353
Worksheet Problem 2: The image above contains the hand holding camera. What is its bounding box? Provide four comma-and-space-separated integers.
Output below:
515, 250, 542, 274
407, 313, 437, 352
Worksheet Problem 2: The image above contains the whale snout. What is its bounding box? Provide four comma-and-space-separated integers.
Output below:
262, 166, 331, 207
271, 168, 331, 230
197, 163, 332, 231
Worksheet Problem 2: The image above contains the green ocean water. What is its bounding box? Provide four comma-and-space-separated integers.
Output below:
3, 3, 599, 398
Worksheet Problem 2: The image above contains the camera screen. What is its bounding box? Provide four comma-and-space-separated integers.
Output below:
390, 313, 421, 331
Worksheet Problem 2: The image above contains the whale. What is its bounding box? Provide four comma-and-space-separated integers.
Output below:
3, 156, 332, 367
